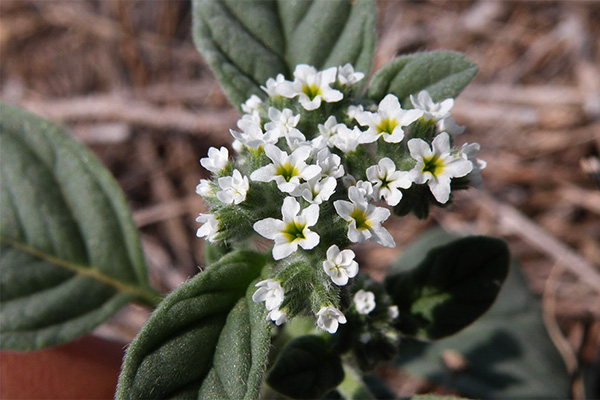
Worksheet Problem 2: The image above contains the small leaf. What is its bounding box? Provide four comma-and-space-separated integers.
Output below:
267, 335, 344, 400
192, 0, 376, 109
385, 235, 509, 340
116, 250, 270, 400
368, 51, 478, 107
0, 104, 157, 351
395, 232, 570, 398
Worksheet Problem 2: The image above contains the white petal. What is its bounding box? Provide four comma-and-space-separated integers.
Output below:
301, 164, 322, 181
250, 165, 276, 182
281, 197, 301, 222
272, 241, 297, 260
299, 230, 320, 250
384, 188, 402, 206
407, 138, 432, 159
264, 144, 287, 165
432, 132, 451, 154
378, 94, 401, 117
302, 204, 320, 227
429, 177, 451, 204
254, 218, 285, 240
369, 225, 396, 248
216, 189, 234, 204
443, 157, 473, 178
334, 200, 354, 221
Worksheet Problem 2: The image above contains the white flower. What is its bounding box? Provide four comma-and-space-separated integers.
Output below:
264, 107, 303, 142
347, 104, 364, 120
316, 306, 347, 334
315, 148, 345, 179
334, 187, 395, 247
216, 169, 249, 205
196, 213, 218, 242
337, 63, 365, 86
311, 116, 343, 150
322, 245, 359, 286
410, 90, 464, 135
354, 290, 376, 315
355, 94, 422, 143
388, 305, 399, 320
230, 117, 278, 150
253, 197, 320, 260
459, 142, 487, 188
261, 73, 286, 97
241, 94, 263, 114
294, 176, 337, 205
354, 180, 375, 201
200, 146, 229, 173
277, 64, 343, 111
366, 157, 412, 206
342, 176, 374, 201
410, 90, 453, 120
330, 125, 363, 153
196, 179, 214, 197
250, 144, 321, 193
407, 132, 473, 204
252, 279, 285, 311
267, 308, 287, 325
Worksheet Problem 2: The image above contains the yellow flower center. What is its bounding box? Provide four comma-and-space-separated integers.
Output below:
275, 162, 299, 182
421, 155, 445, 176
282, 221, 306, 242
375, 118, 399, 135
302, 83, 322, 100
349, 208, 371, 230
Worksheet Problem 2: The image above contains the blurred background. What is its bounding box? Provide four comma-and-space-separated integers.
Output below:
1, 0, 599, 398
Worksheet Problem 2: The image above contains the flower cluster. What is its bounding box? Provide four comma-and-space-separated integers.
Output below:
196, 64, 485, 335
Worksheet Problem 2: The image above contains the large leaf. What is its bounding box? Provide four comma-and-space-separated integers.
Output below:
267, 335, 345, 400
116, 250, 270, 400
394, 230, 570, 399
192, 0, 376, 109
368, 51, 478, 107
385, 234, 509, 340
0, 104, 156, 350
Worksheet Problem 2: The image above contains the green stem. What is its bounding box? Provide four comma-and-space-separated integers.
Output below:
1, 236, 163, 308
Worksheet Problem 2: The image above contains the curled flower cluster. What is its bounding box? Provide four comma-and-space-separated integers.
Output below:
196, 63, 485, 334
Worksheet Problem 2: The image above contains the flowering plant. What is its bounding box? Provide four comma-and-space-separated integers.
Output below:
0, 1, 510, 399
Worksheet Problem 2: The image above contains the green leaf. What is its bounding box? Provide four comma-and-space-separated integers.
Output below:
116, 250, 270, 400
267, 335, 345, 400
394, 229, 570, 399
385, 235, 509, 340
192, 0, 376, 109
368, 51, 478, 107
0, 104, 158, 351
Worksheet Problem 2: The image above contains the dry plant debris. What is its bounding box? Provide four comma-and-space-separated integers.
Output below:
1, 0, 598, 397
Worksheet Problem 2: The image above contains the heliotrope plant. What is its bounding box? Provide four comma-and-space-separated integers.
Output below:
0, 1, 511, 399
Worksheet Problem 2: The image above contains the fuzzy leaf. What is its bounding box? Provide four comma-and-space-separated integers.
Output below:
395, 231, 570, 398
0, 104, 156, 351
368, 51, 478, 107
267, 335, 344, 400
385, 235, 509, 340
116, 250, 270, 400
192, 0, 375, 109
